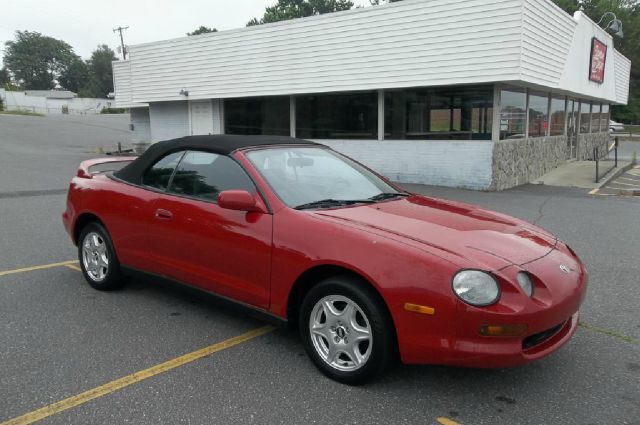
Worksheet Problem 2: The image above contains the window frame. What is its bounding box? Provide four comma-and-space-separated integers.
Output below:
527, 91, 551, 138
139, 149, 270, 211
164, 150, 259, 204
141, 150, 187, 193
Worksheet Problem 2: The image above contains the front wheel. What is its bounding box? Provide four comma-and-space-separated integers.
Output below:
299, 276, 395, 385
78, 222, 126, 291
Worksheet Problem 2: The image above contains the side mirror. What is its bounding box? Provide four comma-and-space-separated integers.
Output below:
218, 190, 260, 212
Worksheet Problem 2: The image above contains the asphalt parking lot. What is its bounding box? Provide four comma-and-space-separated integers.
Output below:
1, 114, 639, 425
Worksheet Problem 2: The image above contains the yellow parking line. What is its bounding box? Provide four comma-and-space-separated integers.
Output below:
588, 187, 600, 195
437, 418, 461, 425
0, 325, 275, 425
0, 260, 78, 278
65, 264, 82, 272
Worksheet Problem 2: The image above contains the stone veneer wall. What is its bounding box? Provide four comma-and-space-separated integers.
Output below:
489, 135, 568, 191
577, 132, 610, 161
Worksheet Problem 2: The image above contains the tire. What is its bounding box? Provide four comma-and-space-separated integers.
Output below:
77, 222, 126, 291
299, 275, 395, 385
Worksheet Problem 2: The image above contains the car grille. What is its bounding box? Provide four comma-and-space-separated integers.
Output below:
522, 321, 566, 350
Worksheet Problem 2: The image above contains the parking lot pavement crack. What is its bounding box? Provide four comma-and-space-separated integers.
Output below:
532, 196, 552, 225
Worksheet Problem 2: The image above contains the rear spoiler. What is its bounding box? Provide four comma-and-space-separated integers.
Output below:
76, 157, 137, 179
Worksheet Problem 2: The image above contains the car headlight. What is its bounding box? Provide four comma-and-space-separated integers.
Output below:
516, 272, 534, 297
452, 270, 500, 306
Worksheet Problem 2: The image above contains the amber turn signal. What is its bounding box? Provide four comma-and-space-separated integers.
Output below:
404, 303, 436, 315
479, 324, 528, 337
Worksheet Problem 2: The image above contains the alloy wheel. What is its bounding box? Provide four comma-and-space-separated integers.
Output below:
82, 232, 109, 282
309, 295, 373, 372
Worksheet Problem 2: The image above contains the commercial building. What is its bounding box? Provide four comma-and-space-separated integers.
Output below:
112, 0, 631, 190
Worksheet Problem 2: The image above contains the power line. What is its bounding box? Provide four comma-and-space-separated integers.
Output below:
112, 26, 129, 60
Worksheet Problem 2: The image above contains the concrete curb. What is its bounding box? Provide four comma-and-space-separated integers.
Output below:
595, 162, 635, 190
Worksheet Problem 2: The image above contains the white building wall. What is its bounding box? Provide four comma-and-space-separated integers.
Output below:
131, 107, 151, 144
112, 61, 132, 107
614, 50, 631, 105
212, 99, 223, 134
126, 0, 523, 103
113, 0, 630, 107
0, 89, 111, 114
149, 101, 190, 142
521, 0, 576, 87
320, 140, 494, 190
553, 12, 620, 102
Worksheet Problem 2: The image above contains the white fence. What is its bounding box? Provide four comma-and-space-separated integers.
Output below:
0, 89, 113, 115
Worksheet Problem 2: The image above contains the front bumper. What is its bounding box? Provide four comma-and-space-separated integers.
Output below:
398, 249, 588, 367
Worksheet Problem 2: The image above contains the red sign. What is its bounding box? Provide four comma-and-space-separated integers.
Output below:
589, 38, 607, 84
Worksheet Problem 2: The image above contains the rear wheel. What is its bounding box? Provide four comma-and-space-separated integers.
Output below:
78, 222, 125, 291
299, 276, 395, 384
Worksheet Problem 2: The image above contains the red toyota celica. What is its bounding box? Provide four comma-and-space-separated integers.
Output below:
63, 135, 587, 384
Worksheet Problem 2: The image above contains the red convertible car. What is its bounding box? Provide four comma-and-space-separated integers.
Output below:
63, 135, 587, 384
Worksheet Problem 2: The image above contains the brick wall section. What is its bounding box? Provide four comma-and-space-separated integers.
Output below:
318, 139, 494, 190
490, 135, 568, 191
577, 133, 610, 160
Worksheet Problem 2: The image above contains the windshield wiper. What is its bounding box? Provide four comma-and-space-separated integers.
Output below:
295, 198, 376, 210
368, 192, 410, 201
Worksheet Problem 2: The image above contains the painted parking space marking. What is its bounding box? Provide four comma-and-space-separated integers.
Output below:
0, 260, 78, 278
579, 322, 637, 344
436, 417, 461, 425
607, 181, 640, 187
65, 264, 82, 272
0, 325, 275, 425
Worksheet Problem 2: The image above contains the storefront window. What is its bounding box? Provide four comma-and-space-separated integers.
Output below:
500, 89, 526, 140
296, 92, 378, 139
528, 93, 549, 138
549, 97, 566, 136
385, 85, 492, 140
591, 104, 602, 132
601, 104, 610, 131
579, 101, 591, 133
224, 96, 290, 136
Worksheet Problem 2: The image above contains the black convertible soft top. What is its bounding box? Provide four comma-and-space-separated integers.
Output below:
114, 135, 318, 184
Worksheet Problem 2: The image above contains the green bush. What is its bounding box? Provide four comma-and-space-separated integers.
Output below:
0, 97, 4, 111
100, 107, 127, 114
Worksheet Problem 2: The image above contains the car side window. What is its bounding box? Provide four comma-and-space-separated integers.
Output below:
168, 151, 256, 201
142, 151, 185, 190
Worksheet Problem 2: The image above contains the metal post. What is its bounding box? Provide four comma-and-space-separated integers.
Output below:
615, 137, 618, 167
595, 148, 599, 183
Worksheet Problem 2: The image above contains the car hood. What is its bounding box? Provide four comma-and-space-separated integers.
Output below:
315, 195, 557, 270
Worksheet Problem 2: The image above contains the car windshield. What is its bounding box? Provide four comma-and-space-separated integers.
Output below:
246, 147, 403, 209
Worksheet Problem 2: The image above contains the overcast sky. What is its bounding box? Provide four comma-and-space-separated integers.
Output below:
0, 0, 372, 63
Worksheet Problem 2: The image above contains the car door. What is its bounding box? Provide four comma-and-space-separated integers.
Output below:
147, 150, 273, 309
113, 150, 186, 272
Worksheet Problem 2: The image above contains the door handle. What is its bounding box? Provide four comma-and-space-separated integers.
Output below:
155, 209, 173, 220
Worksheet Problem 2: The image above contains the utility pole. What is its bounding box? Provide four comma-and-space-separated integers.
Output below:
113, 26, 129, 60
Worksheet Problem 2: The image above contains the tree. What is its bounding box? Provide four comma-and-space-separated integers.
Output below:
247, 0, 354, 26
0, 68, 10, 86
58, 58, 88, 93
187, 26, 218, 36
3, 31, 77, 90
86, 45, 118, 98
